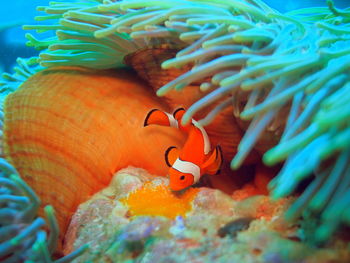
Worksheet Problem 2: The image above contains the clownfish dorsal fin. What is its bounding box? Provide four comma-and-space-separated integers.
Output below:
173, 107, 193, 133
173, 108, 185, 123
144, 109, 178, 128
165, 146, 179, 167
201, 145, 223, 175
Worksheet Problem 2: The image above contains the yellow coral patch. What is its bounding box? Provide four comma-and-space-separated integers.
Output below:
121, 182, 199, 219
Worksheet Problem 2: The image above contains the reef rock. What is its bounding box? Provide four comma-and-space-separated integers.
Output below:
64, 167, 350, 263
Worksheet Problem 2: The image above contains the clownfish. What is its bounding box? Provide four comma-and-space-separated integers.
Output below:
144, 108, 223, 191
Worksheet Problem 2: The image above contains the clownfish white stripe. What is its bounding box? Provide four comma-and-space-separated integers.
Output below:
166, 112, 179, 128
192, 120, 211, 155
172, 158, 201, 183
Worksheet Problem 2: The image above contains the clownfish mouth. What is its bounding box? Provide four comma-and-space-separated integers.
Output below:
169, 175, 210, 194
169, 181, 186, 192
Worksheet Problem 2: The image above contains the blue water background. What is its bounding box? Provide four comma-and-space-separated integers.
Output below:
0, 0, 349, 73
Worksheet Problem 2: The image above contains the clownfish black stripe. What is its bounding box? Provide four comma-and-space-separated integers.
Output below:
165, 146, 177, 167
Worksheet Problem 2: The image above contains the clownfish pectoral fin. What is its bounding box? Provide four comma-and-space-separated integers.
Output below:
144, 109, 178, 128
173, 107, 185, 122
202, 145, 223, 175
165, 146, 179, 167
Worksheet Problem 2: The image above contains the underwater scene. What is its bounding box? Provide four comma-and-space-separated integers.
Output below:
1, 0, 350, 262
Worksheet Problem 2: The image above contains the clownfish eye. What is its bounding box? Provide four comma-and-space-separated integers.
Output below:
180, 175, 185, 180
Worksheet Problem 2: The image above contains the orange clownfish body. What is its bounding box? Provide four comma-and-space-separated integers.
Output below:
144, 108, 223, 191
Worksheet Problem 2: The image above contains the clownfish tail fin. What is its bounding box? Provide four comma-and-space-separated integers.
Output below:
202, 145, 223, 175
215, 145, 224, 175
144, 109, 178, 128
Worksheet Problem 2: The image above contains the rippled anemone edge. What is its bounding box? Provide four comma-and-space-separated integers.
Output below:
1, 0, 350, 261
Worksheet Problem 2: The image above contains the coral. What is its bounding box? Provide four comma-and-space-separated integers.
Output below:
64, 167, 350, 263
217, 217, 254, 238
3, 66, 186, 248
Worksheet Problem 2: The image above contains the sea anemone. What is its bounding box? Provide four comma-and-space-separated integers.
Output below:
0, 157, 88, 262
0, 57, 42, 95
1, 0, 350, 261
